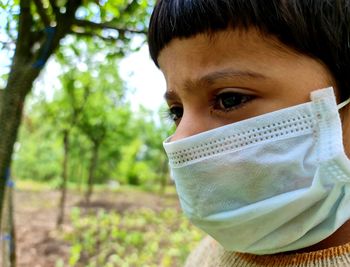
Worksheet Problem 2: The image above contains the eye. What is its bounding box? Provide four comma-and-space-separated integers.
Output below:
167, 105, 183, 122
214, 91, 254, 111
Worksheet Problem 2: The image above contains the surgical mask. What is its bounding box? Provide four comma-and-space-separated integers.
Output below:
163, 87, 350, 255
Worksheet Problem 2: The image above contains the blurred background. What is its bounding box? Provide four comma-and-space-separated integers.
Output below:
0, 1, 203, 266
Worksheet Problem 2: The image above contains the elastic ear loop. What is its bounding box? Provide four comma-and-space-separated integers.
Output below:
338, 98, 350, 110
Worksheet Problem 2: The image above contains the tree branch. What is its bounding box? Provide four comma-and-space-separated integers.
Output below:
16, 0, 34, 57
0, 41, 15, 52
73, 19, 147, 35
31, 0, 82, 69
48, 0, 59, 15
71, 30, 121, 43
33, 0, 51, 27
0, 41, 15, 46
121, 0, 138, 14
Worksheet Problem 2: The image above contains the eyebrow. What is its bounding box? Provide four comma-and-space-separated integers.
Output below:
164, 68, 267, 101
200, 68, 267, 85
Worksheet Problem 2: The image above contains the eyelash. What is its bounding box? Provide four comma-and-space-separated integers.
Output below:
166, 92, 255, 123
212, 92, 255, 113
166, 106, 183, 123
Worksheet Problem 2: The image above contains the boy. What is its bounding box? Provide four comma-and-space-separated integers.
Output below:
148, 1, 350, 266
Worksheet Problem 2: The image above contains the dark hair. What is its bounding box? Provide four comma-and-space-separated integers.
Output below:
148, 0, 350, 100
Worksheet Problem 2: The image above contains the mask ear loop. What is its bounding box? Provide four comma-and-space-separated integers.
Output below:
338, 98, 350, 110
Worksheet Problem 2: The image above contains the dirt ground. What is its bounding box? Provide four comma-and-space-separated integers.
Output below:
10, 188, 179, 267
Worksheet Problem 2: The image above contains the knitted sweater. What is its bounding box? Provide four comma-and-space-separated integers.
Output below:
184, 236, 350, 267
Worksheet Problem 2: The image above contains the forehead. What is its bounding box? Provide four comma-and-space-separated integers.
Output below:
157, 29, 332, 92
158, 29, 296, 74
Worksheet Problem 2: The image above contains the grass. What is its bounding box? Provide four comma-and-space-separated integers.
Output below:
16, 178, 177, 195
16, 179, 54, 191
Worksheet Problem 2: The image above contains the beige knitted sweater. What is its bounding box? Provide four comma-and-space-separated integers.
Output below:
185, 236, 350, 267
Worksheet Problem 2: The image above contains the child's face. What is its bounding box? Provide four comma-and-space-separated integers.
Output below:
158, 30, 334, 127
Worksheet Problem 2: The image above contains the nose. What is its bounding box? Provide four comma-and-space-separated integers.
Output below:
171, 111, 212, 141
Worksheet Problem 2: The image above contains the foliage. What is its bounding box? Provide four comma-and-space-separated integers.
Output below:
63, 207, 203, 267
13, 96, 172, 190
0, 0, 153, 227
0, 1, 154, 265
12, 115, 63, 182
0, 0, 153, 60
12, 33, 172, 189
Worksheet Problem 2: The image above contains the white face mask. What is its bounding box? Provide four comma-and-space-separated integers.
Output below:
163, 87, 350, 255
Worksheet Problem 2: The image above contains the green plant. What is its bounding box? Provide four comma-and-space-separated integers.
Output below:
63, 207, 203, 267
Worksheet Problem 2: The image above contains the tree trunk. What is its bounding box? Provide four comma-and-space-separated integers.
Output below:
0, 65, 40, 227
56, 130, 70, 227
8, 184, 16, 267
0, 89, 3, 107
78, 164, 84, 194
0, 88, 16, 267
85, 142, 99, 204
0, 177, 16, 267
0, 0, 82, 226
